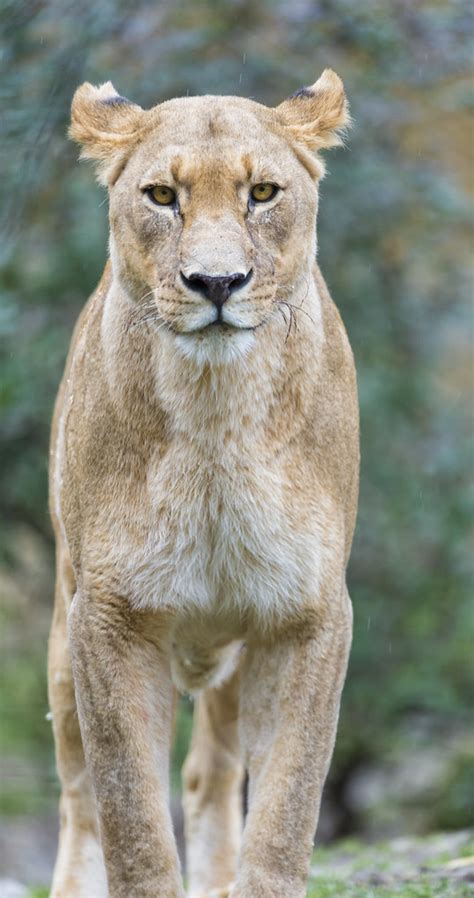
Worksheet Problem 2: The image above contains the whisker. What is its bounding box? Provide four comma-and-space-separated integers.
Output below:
125, 311, 163, 334
277, 306, 291, 342
279, 306, 288, 326
276, 301, 295, 342
138, 288, 157, 304
286, 302, 315, 326
273, 294, 316, 340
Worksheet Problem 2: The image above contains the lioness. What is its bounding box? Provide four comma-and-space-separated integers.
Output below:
48, 70, 359, 898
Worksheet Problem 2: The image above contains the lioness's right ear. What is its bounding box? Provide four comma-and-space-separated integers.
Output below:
69, 82, 145, 185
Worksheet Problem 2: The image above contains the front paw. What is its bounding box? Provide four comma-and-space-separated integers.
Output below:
228, 875, 306, 898
191, 885, 235, 898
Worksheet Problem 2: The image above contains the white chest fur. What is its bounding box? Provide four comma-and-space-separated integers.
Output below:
115, 440, 325, 631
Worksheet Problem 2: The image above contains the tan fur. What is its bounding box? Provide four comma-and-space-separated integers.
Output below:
48, 71, 358, 898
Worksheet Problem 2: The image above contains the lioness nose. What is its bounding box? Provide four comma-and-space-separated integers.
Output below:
181, 270, 252, 309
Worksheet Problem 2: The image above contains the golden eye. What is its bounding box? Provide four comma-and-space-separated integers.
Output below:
148, 185, 176, 206
251, 182, 278, 203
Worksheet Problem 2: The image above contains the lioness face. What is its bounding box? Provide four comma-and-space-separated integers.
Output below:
70, 72, 349, 360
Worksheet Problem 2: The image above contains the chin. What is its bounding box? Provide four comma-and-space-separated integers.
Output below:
174, 324, 257, 365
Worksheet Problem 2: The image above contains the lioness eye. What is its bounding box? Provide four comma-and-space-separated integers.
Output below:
148, 186, 176, 206
251, 183, 278, 203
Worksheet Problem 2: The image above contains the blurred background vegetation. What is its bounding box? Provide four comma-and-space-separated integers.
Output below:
1, 0, 473, 886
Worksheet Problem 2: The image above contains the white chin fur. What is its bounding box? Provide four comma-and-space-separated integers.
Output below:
174, 327, 256, 365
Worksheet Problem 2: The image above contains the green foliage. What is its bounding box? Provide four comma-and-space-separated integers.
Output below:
1, 0, 472, 833
431, 748, 474, 831
171, 696, 195, 792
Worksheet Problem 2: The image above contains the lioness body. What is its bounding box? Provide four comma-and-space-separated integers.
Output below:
48, 74, 358, 898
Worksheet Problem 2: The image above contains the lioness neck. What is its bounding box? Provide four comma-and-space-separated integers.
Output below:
100, 266, 324, 450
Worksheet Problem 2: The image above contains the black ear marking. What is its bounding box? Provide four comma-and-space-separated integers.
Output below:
101, 94, 132, 107
290, 87, 314, 100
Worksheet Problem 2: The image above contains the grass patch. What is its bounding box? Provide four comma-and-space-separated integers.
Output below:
25, 831, 474, 898
25, 875, 474, 898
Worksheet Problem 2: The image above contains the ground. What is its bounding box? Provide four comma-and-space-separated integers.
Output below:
308, 830, 474, 897
0, 830, 472, 897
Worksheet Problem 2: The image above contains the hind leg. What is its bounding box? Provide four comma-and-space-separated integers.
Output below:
182, 670, 243, 898
48, 549, 107, 898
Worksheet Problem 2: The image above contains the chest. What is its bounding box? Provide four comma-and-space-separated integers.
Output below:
105, 440, 326, 624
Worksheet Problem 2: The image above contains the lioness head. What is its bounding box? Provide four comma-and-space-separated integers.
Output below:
70, 72, 349, 362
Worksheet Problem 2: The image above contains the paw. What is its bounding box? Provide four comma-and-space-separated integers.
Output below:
192, 885, 235, 898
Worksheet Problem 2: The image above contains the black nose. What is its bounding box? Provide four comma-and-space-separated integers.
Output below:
181, 270, 252, 308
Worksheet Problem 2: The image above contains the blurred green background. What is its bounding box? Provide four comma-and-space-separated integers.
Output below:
1, 0, 473, 887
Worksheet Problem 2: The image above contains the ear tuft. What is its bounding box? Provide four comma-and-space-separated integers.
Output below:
289, 87, 315, 100
69, 82, 145, 184
277, 69, 351, 154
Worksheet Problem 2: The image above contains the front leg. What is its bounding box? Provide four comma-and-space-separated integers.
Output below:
235, 588, 352, 898
68, 590, 184, 898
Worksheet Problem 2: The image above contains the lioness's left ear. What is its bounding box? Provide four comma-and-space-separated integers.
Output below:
69, 81, 145, 185
276, 69, 350, 152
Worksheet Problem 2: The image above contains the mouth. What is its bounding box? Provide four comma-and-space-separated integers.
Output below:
172, 312, 267, 363
188, 319, 257, 336
209, 320, 255, 332
158, 304, 271, 338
